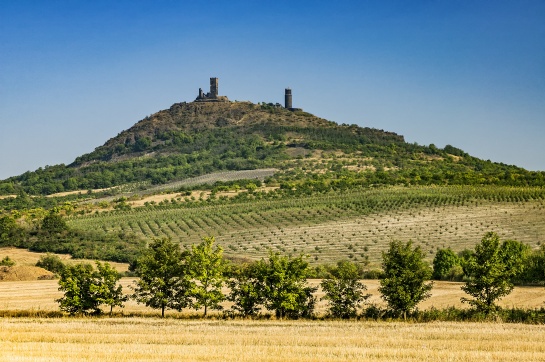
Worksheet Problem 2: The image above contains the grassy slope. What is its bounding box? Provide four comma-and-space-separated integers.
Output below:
0, 247, 129, 272
67, 185, 545, 266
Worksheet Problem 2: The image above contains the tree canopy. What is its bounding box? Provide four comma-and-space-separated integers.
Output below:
131, 237, 192, 317
379, 240, 433, 317
432, 248, 461, 281
56, 262, 125, 316
321, 260, 369, 318
187, 236, 226, 316
461, 232, 527, 313
254, 252, 317, 319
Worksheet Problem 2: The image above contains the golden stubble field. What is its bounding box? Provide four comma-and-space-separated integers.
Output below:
2, 247, 545, 361
1, 318, 545, 361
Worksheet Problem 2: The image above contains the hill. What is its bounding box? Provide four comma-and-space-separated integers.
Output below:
0, 97, 544, 266
0, 100, 543, 197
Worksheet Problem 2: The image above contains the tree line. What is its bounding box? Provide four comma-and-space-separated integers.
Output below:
52, 232, 530, 318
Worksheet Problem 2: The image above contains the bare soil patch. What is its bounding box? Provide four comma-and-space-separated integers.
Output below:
47, 187, 113, 198
129, 186, 279, 207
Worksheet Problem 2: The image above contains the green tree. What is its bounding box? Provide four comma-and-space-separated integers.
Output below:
95, 261, 127, 316
461, 232, 527, 313
57, 263, 102, 315
227, 263, 265, 317
134, 136, 152, 152
246, 183, 258, 193
321, 260, 369, 318
519, 244, 545, 284
0, 215, 25, 246
254, 252, 316, 319
131, 238, 192, 317
41, 211, 68, 234
432, 248, 461, 280
379, 240, 433, 318
187, 236, 226, 316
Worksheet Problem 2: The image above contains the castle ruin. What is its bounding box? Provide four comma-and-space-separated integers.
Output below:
194, 78, 301, 110
195, 77, 229, 102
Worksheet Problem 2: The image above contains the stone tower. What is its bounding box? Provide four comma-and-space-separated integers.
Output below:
285, 88, 292, 109
195, 77, 229, 102
210, 77, 218, 98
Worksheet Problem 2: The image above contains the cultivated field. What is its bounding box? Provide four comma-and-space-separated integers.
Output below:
1, 318, 545, 361
82, 168, 279, 204
67, 185, 545, 266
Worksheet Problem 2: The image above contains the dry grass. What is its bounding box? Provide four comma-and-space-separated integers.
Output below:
0, 265, 54, 281
46, 187, 113, 198
1, 318, 545, 361
0, 247, 129, 273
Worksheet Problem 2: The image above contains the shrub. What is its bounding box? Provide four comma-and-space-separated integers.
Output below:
0, 256, 15, 267
432, 248, 460, 280
36, 253, 65, 274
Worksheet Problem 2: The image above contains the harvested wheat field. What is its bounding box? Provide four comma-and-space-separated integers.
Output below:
1, 318, 545, 361
1, 257, 545, 361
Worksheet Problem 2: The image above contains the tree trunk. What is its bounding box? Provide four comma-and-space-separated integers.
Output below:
161, 305, 165, 318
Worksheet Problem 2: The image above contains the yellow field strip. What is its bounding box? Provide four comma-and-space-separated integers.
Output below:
1, 278, 545, 316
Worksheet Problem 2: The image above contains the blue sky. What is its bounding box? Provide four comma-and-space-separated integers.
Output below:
1, 0, 544, 179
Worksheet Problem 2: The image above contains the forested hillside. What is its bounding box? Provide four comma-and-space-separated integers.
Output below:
0, 101, 543, 196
